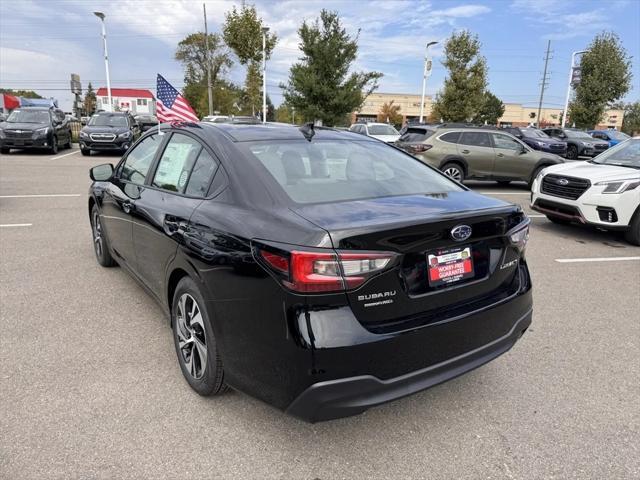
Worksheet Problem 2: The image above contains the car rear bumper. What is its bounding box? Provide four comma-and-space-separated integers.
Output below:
287, 307, 532, 422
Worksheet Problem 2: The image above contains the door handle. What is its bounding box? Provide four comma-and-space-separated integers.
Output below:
497, 153, 504, 157
122, 201, 133, 214
461, 149, 470, 154
163, 215, 187, 236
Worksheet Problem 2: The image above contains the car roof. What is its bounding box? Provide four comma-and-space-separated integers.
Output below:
201, 122, 372, 143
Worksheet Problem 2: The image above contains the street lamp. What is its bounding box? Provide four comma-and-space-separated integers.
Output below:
262, 27, 269, 124
94, 12, 113, 112
419, 41, 438, 123
561, 49, 587, 128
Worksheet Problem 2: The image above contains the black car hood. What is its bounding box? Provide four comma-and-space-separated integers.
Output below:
82, 125, 129, 135
1, 122, 48, 131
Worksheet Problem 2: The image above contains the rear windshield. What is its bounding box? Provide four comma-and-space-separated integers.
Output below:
368, 124, 399, 135
399, 127, 434, 143
241, 139, 463, 204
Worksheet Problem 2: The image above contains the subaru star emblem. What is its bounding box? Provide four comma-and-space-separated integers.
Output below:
558, 178, 569, 186
451, 225, 472, 242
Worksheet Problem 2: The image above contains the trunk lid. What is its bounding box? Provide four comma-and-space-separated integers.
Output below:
292, 192, 526, 332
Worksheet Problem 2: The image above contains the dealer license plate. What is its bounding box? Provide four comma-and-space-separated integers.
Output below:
427, 247, 474, 287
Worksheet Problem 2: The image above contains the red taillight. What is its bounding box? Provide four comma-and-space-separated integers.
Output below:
410, 144, 432, 153
258, 248, 396, 293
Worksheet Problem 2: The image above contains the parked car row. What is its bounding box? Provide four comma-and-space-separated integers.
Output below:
0, 106, 73, 154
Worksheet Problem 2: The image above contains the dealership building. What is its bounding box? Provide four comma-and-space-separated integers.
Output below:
352, 92, 624, 130
96, 88, 156, 115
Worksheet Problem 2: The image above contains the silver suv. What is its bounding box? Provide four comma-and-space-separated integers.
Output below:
396, 126, 564, 186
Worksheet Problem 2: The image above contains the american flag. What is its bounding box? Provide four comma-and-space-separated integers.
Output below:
156, 74, 199, 123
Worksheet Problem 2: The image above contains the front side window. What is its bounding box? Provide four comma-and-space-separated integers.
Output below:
152, 134, 203, 192
492, 133, 522, 151
242, 139, 463, 204
459, 131, 491, 148
121, 134, 162, 184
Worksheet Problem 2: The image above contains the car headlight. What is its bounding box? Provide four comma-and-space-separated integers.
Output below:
581, 141, 593, 147
536, 141, 549, 148
0, 129, 5, 139
35, 127, 49, 136
596, 179, 640, 194
80, 131, 89, 138
118, 131, 132, 139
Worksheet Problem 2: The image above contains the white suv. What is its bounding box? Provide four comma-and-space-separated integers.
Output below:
531, 137, 640, 245
349, 122, 400, 142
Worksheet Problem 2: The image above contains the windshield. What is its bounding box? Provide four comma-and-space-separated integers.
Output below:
242, 139, 463, 204
89, 114, 128, 127
522, 129, 550, 139
368, 125, 399, 136
6, 110, 50, 124
591, 138, 640, 168
565, 130, 593, 139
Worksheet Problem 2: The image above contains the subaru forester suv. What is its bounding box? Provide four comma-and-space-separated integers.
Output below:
396, 127, 564, 186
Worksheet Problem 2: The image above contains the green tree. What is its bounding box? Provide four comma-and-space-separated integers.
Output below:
620, 101, 640, 135
281, 10, 382, 126
569, 32, 632, 128
223, 4, 277, 115
377, 100, 403, 125
0, 88, 42, 99
432, 31, 487, 122
83, 82, 97, 115
175, 32, 233, 117
472, 91, 504, 125
275, 103, 294, 123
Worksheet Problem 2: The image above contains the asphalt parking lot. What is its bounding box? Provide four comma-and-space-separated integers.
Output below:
1, 147, 639, 480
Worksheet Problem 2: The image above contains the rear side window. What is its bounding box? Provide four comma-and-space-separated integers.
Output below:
399, 128, 433, 143
459, 131, 491, 147
185, 149, 218, 197
439, 132, 460, 144
152, 133, 202, 192
121, 134, 162, 184
241, 140, 463, 204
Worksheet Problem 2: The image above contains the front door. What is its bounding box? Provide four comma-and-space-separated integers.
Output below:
102, 133, 165, 270
490, 132, 531, 181
133, 132, 219, 299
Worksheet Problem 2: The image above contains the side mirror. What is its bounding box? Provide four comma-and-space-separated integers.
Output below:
90, 163, 114, 181
520, 145, 528, 155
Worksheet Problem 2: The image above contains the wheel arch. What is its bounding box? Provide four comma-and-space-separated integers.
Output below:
438, 155, 469, 175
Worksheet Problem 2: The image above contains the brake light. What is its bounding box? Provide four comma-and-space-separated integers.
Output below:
410, 144, 432, 153
508, 217, 531, 252
258, 248, 396, 293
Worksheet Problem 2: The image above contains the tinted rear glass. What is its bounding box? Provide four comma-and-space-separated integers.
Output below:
242, 140, 462, 204
399, 128, 434, 143
439, 131, 460, 144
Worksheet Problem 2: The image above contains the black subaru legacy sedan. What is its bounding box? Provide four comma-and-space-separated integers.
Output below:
88, 122, 532, 422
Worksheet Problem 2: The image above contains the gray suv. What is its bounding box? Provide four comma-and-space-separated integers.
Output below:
396, 127, 564, 185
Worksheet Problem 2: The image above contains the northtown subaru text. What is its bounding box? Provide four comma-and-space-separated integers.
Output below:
88, 122, 533, 422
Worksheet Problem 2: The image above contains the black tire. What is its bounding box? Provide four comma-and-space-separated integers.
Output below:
172, 277, 227, 396
566, 144, 578, 160
81, 148, 90, 156
496, 180, 511, 186
441, 162, 465, 183
65, 132, 72, 149
624, 210, 640, 246
90, 205, 116, 267
546, 215, 571, 225
49, 136, 58, 155
0, 147, 9, 154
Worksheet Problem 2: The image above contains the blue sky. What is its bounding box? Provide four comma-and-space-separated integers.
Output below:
1, 0, 638, 113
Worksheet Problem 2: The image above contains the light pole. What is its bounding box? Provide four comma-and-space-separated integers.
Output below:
419, 41, 438, 123
94, 12, 112, 112
262, 27, 269, 124
561, 49, 587, 128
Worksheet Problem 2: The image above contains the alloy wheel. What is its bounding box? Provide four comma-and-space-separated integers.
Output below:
443, 166, 463, 181
92, 211, 103, 259
175, 293, 207, 380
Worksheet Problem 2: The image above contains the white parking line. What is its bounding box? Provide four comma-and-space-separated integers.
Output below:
527, 215, 545, 218
0, 223, 32, 228
0, 194, 82, 198
50, 150, 79, 160
555, 256, 640, 263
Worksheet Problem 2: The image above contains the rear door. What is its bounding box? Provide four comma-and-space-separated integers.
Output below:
490, 132, 532, 180
100, 133, 164, 268
132, 132, 219, 298
456, 131, 495, 178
